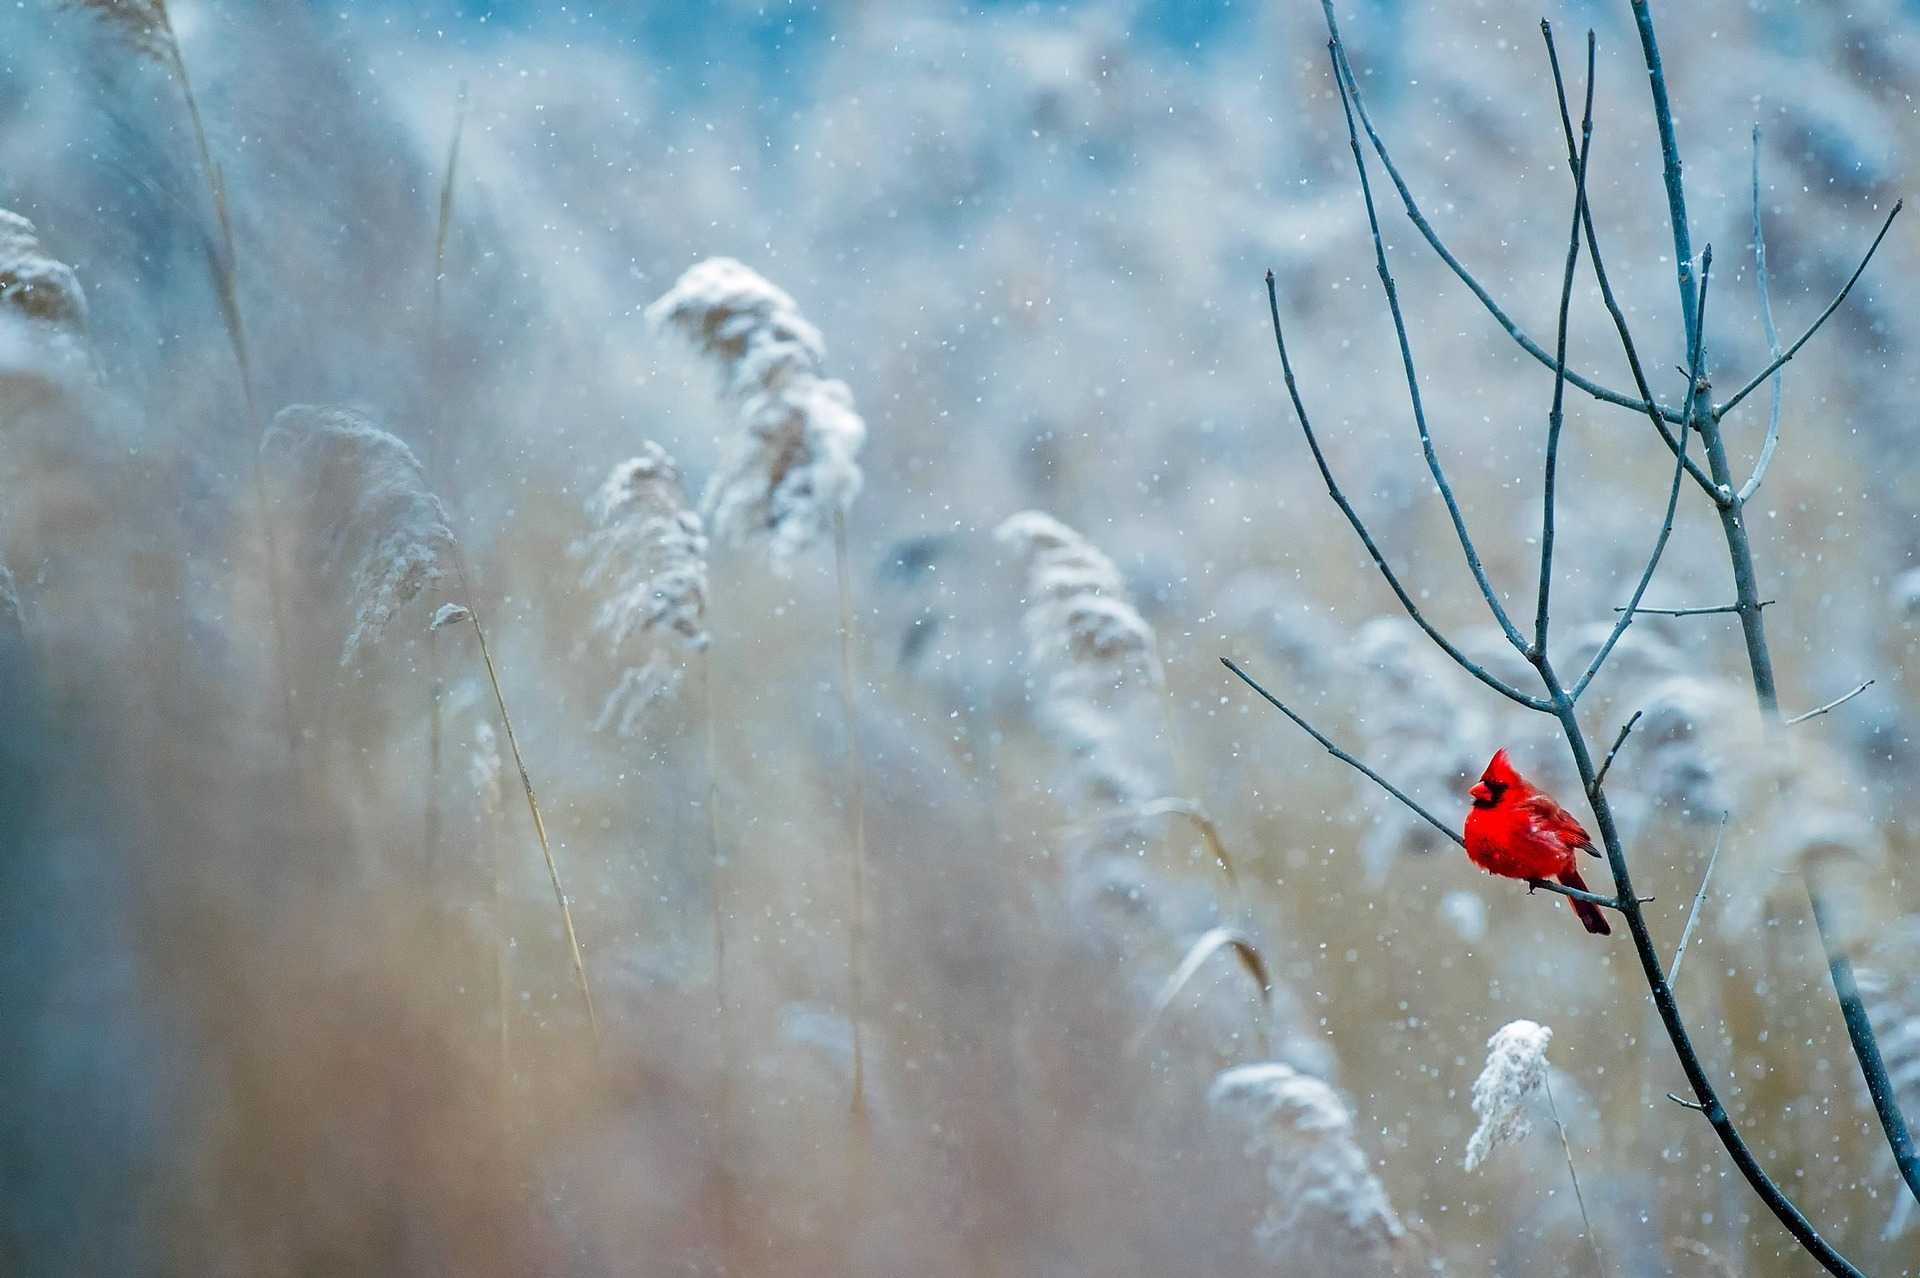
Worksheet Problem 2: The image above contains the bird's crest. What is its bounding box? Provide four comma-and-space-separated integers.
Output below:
1481, 748, 1520, 785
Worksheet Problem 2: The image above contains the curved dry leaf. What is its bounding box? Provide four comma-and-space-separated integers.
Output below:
1130, 925, 1272, 1057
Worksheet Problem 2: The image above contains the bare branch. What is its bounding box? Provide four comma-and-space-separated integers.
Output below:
1668, 812, 1729, 987
1318, 2, 1684, 424
1221, 659, 1631, 922
1526, 877, 1625, 911
1534, 30, 1596, 659
1785, 679, 1874, 726
1612, 601, 1771, 617
1538, 21, 1720, 501
1569, 257, 1711, 704
1590, 709, 1642, 795
1714, 200, 1904, 421
1222, 657, 1463, 849
1326, 40, 1531, 658
1738, 127, 1784, 504
1264, 273, 1547, 711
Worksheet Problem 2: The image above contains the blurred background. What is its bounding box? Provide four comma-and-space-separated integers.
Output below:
2, 0, 1918, 1273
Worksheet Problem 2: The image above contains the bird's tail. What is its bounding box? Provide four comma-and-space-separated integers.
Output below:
1558, 867, 1612, 936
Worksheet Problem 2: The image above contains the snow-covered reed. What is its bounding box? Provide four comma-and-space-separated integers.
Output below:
996, 510, 1164, 814
260, 405, 456, 665
572, 442, 710, 737
1208, 1062, 1407, 1271
0, 210, 91, 391
647, 257, 865, 570
650, 257, 871, 1110
1464, 1020, 1552, 1171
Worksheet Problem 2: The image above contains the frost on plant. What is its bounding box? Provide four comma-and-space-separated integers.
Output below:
60, 0, 178, 65
996, 510, 1164, 815
646, 257, 864, 570
570, 441, 710, 736
1209, 1062, 1407, 1271
1464, 1019, 1553, 1171
0, 562, 20, 639
259, 404, 456, 665
0, 209, 91, 389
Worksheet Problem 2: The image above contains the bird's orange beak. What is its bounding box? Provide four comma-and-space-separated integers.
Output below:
1469, 781, 1492, 803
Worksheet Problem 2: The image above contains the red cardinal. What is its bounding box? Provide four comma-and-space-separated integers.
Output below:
1463, 749, 1611, 936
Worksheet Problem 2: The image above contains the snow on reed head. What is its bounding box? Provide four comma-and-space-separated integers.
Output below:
0, 211, 86, 336
260, 405, 456, 666
0, 210, 90, 390
996, 510, 1164, 810
0, 562, 20, 638
60, 0, 177, 63
995, 510, 1160, 692
1464, 1019, 1552, 1171
646, 257, 864, 570
1209, 1063, 1407, 1269
571, 442, 710, 736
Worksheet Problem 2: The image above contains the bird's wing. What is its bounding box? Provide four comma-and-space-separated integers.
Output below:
1520, 792, 1596, 853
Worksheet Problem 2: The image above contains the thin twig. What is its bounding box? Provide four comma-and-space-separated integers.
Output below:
1569, 289, 1707, 704
1221, 658, 1462, 848
1544, 1072, 1608, 1277
1264, 273, 1545, 711
1784, 680, 1874, 726
1327, 41, 1532, 659
1527, 877, 1629, 911
1667, 813, 1729, 987
1612, 601, 1769, 617
1220, 659, 1630, 918
1738, 126, 1784, 504
1534, 32, 1596, 659
1713, 200, 1904, 421
1589, 709, 1641, 795
1318, 2, 1684, 424
1539, 21, 1719, 500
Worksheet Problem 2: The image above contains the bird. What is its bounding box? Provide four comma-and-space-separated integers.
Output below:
1463, 749, 1611, 936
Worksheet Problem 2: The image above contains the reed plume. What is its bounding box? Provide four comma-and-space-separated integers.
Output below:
259, 405, 456, 666
571, 442, 711, 736
650, 256, 871, 1113
995, 510, 1164, 817
646, 257, 865, 570
261, 404, 598, 1044
1208, 1062, 1408, 1272
0, 209, 92, 391
0, 563, 20, 639
1464, 1020, 1602, 1272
